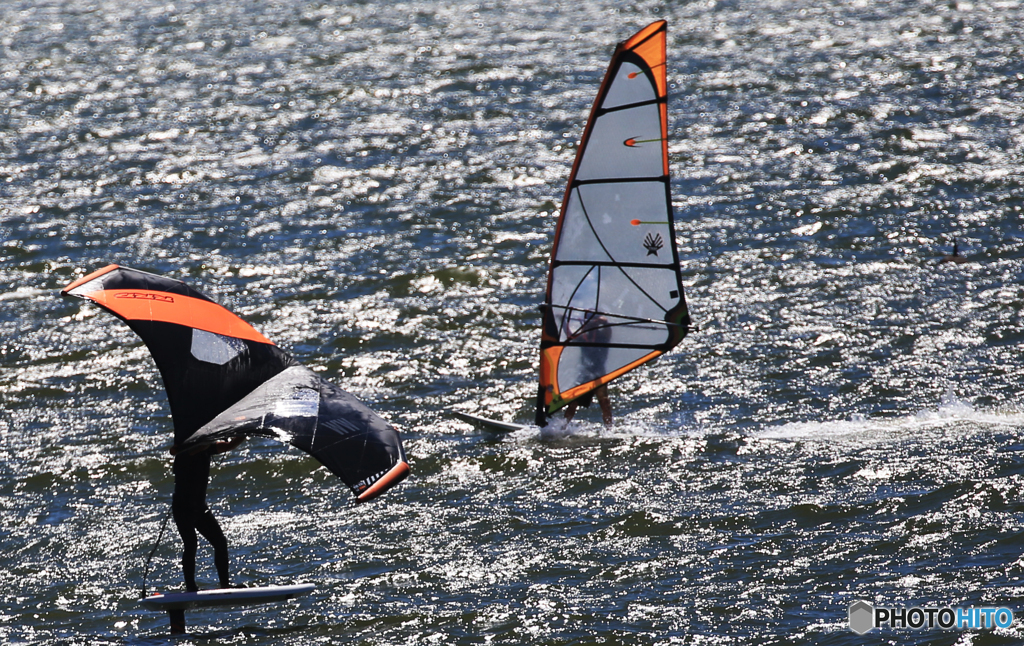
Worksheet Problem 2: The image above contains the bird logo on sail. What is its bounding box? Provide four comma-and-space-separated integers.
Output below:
643, 232, 664, 256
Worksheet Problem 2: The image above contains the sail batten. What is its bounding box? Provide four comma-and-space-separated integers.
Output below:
552, 260, 679, 269
535, 20, 690, 425
596, 100, 664, 116
573, 176, 669, 187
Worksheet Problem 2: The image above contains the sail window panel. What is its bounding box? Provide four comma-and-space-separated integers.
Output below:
591, 266, 677, 321
190, 328, 247, 365
550, 266, 674, 345
66, 276, 106, 298
555, 189, 609, 263
614, 265, 683, 313
556, 345, 652, 394
602, 61, 657, 111
575, 104, 665, 182
560, 266, 600, 337
549, 266, 678, 343
557, 182, 670, 264
273, 387, 320, 418
563, 312, 671, 347
550, 264, 597, 338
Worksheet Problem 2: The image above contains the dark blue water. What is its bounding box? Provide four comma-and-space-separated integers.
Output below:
4, 0, 1024, 643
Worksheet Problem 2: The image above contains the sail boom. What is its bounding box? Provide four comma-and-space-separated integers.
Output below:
543, 340, 680, 351
540, 303, 691, 329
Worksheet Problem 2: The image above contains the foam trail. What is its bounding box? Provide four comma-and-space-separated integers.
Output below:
760, 389, 1024, 441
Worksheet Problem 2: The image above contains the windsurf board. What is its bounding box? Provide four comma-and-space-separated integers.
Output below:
452, 411, 530, 433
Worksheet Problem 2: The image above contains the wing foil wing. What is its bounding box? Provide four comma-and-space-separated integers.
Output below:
62, 264, 296, 444
63, 264, 409, 500
179, 366, 410, 502
536, 21, 691, 422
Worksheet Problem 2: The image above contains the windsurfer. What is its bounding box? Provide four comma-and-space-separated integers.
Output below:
170, 436, 246, 592
564, 314, 613, 427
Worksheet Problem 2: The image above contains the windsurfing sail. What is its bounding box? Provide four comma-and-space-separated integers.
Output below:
61, 264, 409, 502
535, 20, 691, 425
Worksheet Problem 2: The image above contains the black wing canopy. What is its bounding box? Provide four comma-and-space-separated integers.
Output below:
62, 264, 409, 502
179, 366, 409, 502
61, 264, 295, 445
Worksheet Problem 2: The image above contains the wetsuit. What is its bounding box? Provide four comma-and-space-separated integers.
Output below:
565, 315, 614, 426
172, 448, 230, 592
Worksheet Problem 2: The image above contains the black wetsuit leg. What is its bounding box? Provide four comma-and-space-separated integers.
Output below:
172, 449, 232, 590
171, 501, 201, 592
194, 507, 230, 588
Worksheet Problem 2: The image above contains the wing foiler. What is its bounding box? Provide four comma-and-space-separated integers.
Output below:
535, 20, 692, 426
61, 264, 409, 502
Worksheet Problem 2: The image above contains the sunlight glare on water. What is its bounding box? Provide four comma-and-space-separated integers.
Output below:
3, 0, 1024, 644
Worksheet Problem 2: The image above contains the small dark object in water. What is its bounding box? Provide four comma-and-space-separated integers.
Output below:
938, 240, 970, 265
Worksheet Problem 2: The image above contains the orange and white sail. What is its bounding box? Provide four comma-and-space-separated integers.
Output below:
536, 21, 691, 424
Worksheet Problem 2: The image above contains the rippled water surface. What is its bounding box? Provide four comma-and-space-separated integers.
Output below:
5, 0, 1024, 644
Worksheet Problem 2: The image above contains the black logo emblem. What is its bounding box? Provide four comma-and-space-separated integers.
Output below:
643, 232, 663, 256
